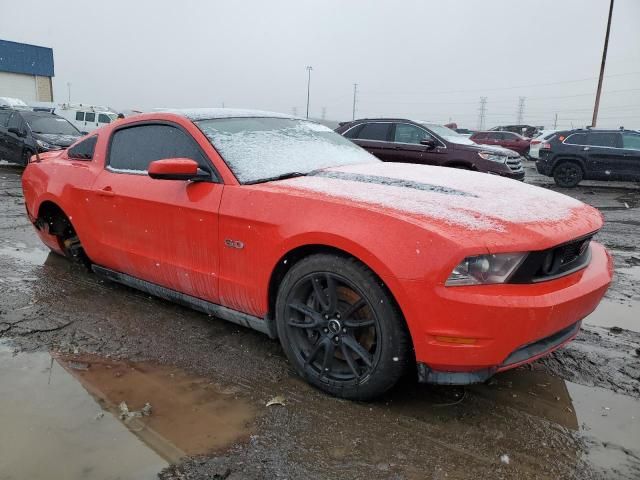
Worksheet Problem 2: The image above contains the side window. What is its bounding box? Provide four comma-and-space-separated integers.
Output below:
75, 111, 84, 121
68, 136, 98, 160
393, 124, 430, 144
356, 123, 391, 141
622, 133, 640, 151
343, 124, 363, 139
98, 113, 111, 124
85, 112, 96, 123
108, 124, 208, 172
7, 112, 21, 130
564, 133, 587, 145
473, 132, 487, 140
0, 110, 12, 127
587, 132, 621, 148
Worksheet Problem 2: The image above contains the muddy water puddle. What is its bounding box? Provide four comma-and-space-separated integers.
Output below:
584, 298, 639, 332
0, 342, 257, 479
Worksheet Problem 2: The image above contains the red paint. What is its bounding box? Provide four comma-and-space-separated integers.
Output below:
21, 112, 613, 376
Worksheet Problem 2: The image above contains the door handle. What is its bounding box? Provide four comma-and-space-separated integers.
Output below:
583, 147, 590, 151
97, 186, 115, 197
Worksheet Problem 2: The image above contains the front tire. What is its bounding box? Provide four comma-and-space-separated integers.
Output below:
275, 254, 411, 400
553, 161, 583, 187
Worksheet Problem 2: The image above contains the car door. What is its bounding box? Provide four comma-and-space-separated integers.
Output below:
620, 132, 640, 180
584, 132, 625, 179
90, 122, 224, 303
4, 112, 26, 163
0, 110, 12, 160
83, 111, 99, 132
348, 122, 395, 161
386, 122, 434, 164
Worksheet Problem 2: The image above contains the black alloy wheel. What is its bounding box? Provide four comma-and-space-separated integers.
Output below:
276, 254, 410, 400
553, 161, 583, 188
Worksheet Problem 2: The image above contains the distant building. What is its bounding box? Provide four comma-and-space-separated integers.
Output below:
0, 39, 54, 102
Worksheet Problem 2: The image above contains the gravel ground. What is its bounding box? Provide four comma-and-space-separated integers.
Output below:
1, 162, 639, 480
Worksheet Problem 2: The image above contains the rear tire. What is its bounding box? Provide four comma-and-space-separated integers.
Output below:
553, 161, 583, 187
275, 254, 411, 400
21, 149, 34, 166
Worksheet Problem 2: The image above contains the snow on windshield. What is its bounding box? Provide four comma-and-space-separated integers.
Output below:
196, 118, 377, 183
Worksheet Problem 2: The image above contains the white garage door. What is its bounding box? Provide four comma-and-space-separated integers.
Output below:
0, 71, 37, 102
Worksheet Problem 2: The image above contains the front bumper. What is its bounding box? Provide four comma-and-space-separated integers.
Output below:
406, 241, 612, 384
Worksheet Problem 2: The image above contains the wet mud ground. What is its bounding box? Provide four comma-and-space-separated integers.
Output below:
0, 163, 638, 479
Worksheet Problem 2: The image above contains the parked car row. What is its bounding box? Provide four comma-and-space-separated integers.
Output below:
335, 119, 525, 180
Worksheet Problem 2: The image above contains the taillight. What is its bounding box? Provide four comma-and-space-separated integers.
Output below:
531, 140, 541, 145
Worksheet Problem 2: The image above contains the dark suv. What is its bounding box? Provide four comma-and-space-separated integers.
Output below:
536, 128, 640, 187
335, 119, 524, 180
0, 108, 81, 165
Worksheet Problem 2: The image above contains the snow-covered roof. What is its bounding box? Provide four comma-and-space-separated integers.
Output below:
154, 108, 294, 121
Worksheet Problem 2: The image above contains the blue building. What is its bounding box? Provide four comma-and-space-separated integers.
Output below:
0, 39, 55, 102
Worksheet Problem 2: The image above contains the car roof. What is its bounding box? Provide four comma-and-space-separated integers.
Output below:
153, 108, 294, 121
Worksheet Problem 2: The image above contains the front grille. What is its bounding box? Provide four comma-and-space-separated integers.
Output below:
509, 233, 594, 283
506, 157, 523, 171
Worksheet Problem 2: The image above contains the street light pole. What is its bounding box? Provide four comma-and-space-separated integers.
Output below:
352, 83, 358, 120
305, 66, 313, 119
67, 82, 72, 103
592, 0, 614, 128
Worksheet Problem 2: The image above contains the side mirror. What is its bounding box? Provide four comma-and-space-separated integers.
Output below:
420, 138, 436, 149
8, 127, 26, 137
148, 158, 209, 181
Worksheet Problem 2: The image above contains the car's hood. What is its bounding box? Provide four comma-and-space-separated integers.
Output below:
263, 162, 602, 252
454, 142, 518, 156
32, 132, 81, 147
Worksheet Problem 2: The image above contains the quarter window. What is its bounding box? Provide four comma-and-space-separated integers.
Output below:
108, 124, 207, 172
394, 124, 431, 144
85, 112, 96, 122
98, 113, 111, 124
564, 133, 587, 145
68, 136, 98, 160
587, 132, 621, 148
75, 111, 84, 121
356, 123, 391, 141
621, 133, 640, 151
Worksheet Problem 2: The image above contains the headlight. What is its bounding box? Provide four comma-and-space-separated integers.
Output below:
35, 139, 61, 151
445, 253, 527, 286
478, 151, 507, 163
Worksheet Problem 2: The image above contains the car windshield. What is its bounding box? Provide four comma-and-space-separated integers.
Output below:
196, 117, 377, 184
24, 114, 80, 135
420, 123, 476, 145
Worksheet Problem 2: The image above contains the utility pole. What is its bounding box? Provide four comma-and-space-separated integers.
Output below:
67, 82, 72, 103
321, 107, 326, 120
516, 97, 526, 124
305, 66, 313, 119
592, 0, 614, 127
553, 113, 558, 130
478, 97, 487, 130
292, 106, 298, 117
352, 83, 358, 120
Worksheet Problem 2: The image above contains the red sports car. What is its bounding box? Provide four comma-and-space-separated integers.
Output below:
21, 109, 612, 400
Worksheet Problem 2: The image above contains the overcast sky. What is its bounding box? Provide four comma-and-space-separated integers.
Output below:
2, 0, 639, 129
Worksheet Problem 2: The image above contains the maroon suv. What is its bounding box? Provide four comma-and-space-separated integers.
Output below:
470, 131, 531, 156
335, 119, 525, 180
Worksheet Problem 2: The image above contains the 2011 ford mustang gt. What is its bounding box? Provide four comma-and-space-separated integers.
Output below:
21, 109, 613, 400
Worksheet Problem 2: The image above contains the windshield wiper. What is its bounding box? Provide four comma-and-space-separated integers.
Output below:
245, 171, 310, 185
